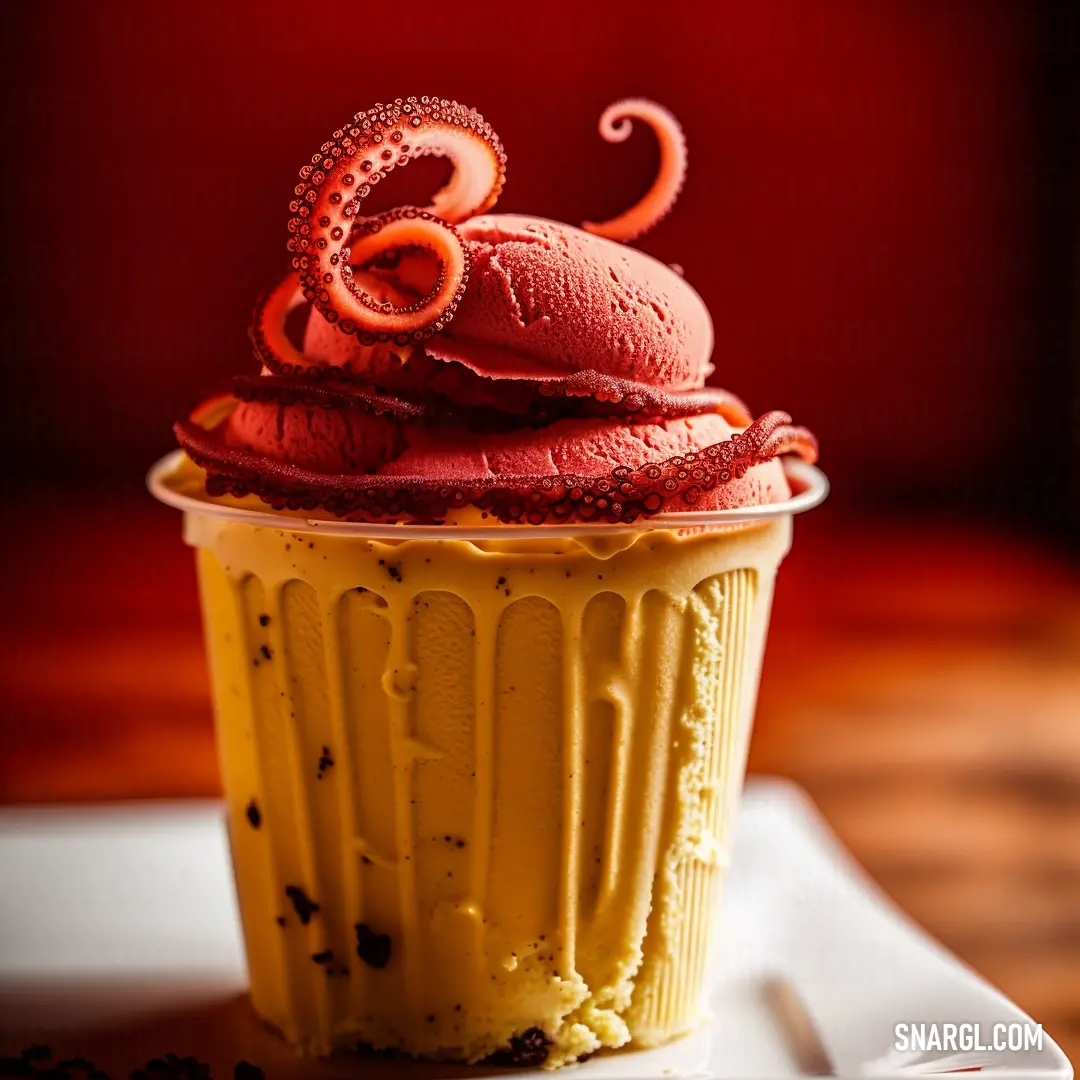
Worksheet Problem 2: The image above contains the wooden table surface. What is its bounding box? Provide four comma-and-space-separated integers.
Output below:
1, 493, 1078, 1067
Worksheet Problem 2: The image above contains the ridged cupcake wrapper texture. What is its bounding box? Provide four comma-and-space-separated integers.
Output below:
187, 514, 790, 1065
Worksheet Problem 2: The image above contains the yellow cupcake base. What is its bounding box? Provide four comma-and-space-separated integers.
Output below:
185, 510, 791, 1066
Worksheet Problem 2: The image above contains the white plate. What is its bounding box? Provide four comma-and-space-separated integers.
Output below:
0, 779, 1070, 1079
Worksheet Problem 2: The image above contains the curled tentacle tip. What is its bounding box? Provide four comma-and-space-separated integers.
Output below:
583, 98, 688, 245
767, 424, 819, 465
287, 97, 505, 341
599, 115, 634, 143
597, 98, 674, 140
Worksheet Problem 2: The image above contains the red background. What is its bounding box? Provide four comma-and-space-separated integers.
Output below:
2, 0, 1080, 1058
3, 1, 1062, 516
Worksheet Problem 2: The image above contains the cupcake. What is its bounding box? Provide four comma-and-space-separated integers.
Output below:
151, 95, 821, 1068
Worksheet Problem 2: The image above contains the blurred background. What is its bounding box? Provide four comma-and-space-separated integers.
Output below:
1, 0, 1078, 1064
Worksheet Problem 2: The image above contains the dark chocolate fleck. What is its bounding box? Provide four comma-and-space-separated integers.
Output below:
455, 839, 466, 848
386, 563, 402, 582
355, 922, 392, 968
258, 614, 270, 627
259, 644, 272, 661
127, 1052, 214, 1079
245, 799, 261, 829
311, 954, 347, 980
285, 885, 320, 925
361, 855, 372, 865
234, 1064, 265, 1080
275, 915, 286, 927
496, 576, 506, 587
488, 1027, 552, 1068
355, 1043, 408, 1061
316, 745, 334, 779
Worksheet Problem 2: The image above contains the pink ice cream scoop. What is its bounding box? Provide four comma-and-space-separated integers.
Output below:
424, 215, 713, 389
225, 397, 403, 474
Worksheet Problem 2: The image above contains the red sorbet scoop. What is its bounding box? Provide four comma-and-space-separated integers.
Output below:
175, 94, 817, 525
301, 215, 714, 394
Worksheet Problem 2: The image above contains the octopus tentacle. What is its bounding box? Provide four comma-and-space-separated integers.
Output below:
536, 371, 751, 426
582, 99, 688, 243
175, 410, 817, 525
287, 96, 505, 342
230, 371, 751, 430
759, 423, 819, 463
250, 274, 416, 377
250, 276, 308, 372
338, 208, 470, 343
231, 376, 432, 421
189, 393, 237, 430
